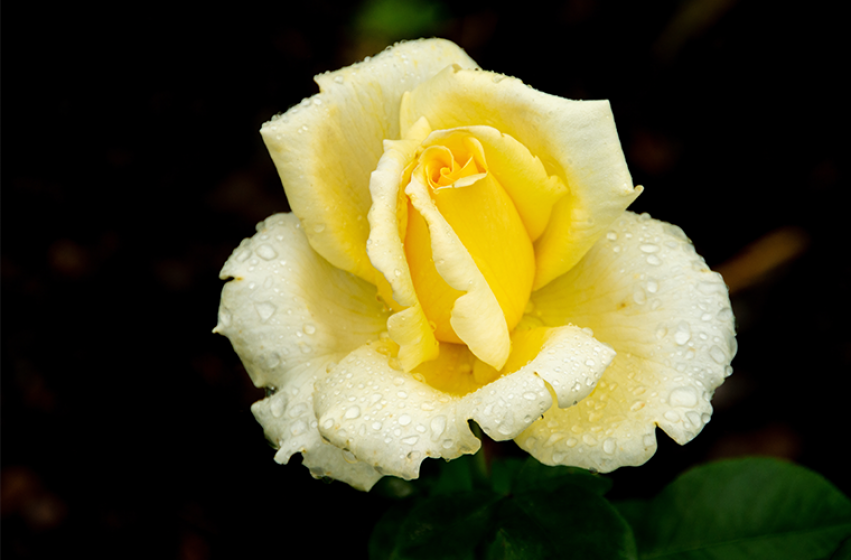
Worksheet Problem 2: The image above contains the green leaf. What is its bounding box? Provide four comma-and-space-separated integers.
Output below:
370, 500, 417, 560
490, 457, 525, 495
512, 456, 613, 496
431, 455, 474, 495
617, 457, 851, 560
385, 490, 502, 560
488, 483, 637, 560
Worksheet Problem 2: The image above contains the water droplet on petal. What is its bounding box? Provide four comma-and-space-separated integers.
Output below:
254, 302, 277, 322
345, 406, 361, 419
674, 322, 691, 345
270, 399, 284, 418
303, 324, 316, 335
430, 416, 446, 438
640, 243, 660, 253
402, 435, 419, 445
256, 244, 277, 260
399, 414, 412, 426
669, 386, 698, 407
603, 438, 617, 454
709, 345, 727, 364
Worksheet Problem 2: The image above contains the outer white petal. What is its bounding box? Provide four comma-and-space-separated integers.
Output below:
314, 339, 482, 480
516, 212, 737, 472
312, 326, 614, 480
215, 213, 390, 489
261, 39, 478, 282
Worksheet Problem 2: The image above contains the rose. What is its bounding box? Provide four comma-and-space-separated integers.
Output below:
215, 39, 736, 490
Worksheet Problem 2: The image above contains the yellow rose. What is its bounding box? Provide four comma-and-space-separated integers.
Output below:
215, 39, 736, 490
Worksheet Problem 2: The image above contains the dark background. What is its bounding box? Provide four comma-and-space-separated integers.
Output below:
3, 0, 849, 557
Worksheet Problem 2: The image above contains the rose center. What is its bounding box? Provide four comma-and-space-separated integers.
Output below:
403, 130, 536, 352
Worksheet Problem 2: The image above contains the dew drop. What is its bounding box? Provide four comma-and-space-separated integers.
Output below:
674, 322, 691, 345
582, 434, 598, 446
430, 416, 447, 438
669, 386, 698, 407
345, 406, 361, 419
523, 392, 537, 401
606, 231, 618, 241
402, 435, 419, 445
709, 345, 727, 364
603, 438, 617, 454
663, 410, 680, 422
646, 279, 659, 293
639, 243, 660, 253
633, 287, 647, 305
254, 302, 277, 322
399, 414, 412, 426
270, 399, 284, 418
646, 255, 662, 266
313, 223, 326, 233
256, 244, 278, 260
303, 324, 316, 335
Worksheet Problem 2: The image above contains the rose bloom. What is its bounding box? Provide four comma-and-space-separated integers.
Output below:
215, 39, 736, 490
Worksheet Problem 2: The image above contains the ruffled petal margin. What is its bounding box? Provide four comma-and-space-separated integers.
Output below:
314, 325, 614, 481
215, 213, 389, 490
516, 212, 736, 472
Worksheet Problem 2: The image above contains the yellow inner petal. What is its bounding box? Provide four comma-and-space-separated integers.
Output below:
404, 132, 535, 350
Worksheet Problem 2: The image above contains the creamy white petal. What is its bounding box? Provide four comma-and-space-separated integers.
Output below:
515, 212, 736, 472
215, 213, 389, 488
261, 40, 478, 282
314, 338, 482, 480
312, 325, 615, 479
464, 325, 615, 440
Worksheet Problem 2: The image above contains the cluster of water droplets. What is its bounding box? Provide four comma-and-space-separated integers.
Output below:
313, 339, 481, 480
516, 212, 736, 472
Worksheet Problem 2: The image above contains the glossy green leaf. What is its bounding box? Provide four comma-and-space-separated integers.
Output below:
488, 483, 637, 560
617, 458, 851, 560
512, 457, 612, 496
377, 490, 501, 560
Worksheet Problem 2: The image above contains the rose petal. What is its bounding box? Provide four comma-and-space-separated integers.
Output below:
215, 213, 389, 488
314, 338, 482, 480
406, 168, 511, 370
429, 126, 568, 242
400, 65, 642, 290
367, 117, 440, 371
314, 324, 615, 480
515, 212, 736, 472
261, 39, 478, 282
